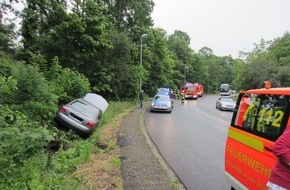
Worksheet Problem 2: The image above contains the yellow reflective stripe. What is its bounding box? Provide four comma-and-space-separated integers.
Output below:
228, 128, 264, 152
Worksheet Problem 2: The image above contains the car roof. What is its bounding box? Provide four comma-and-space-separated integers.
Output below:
157, 88, 170, 91
241, 88, 290, 96
156, 90, 170, 95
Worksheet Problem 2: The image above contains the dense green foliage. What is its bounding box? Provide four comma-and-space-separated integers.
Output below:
1, 0, 290, 188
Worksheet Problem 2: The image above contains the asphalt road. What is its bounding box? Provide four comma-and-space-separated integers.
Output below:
145, 95, 233, 190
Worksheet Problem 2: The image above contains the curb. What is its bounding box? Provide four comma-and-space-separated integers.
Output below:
140, 106, 187, 190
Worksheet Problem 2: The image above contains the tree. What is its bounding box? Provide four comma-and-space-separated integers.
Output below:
238, 35, 290, 89
97, 31, 136, 100
167, 30, 194, 88
198, 46, 213, 57
267, 32, 290, 86
0, 22, 16, 55
141, 28, 176, 95
105, 0, 154, 34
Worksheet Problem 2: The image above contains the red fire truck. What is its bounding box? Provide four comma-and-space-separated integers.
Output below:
180, 82, 204, 99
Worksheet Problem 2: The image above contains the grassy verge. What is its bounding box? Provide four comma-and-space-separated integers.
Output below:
69, 101, 137, 189
0, 100, 138, 189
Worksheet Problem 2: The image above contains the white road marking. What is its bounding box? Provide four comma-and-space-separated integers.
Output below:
191, 100, 230, 125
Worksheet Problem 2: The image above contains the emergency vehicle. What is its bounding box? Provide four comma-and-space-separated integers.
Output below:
180, 82, 204, 99
224, 81, 290, 190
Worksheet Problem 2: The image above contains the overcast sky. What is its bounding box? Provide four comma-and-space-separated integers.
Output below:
151, 0, 290, 58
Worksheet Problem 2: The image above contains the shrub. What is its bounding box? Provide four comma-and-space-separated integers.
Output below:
48, 59, 91, 105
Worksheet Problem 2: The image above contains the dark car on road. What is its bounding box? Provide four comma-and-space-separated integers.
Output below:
55, 93, 108, 137
216, 96, 236, 111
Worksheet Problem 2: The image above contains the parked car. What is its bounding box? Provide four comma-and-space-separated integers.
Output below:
156, 87, 174, 103
216, 96, 236, 111
55, 93, 108, 137
150, 94, 173, 113
156, 88, 170, 96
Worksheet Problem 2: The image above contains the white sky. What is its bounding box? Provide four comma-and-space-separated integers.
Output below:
151, 0, 290, 58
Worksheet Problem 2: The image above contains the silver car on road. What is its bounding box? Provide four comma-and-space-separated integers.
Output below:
150, 94, 173, 113
216, 96, 236, 111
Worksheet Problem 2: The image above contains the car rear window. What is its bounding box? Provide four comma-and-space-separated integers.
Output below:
232, 93, 290, 141
221, 97, 234, 102
71, 100, 100, 118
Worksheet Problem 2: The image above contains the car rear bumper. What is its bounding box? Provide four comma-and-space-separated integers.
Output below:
150, 106, 172, 112
56, 112, 96, 136
220, 92, 231, 96
185, 94, 198, 99
220, 105, 235, 111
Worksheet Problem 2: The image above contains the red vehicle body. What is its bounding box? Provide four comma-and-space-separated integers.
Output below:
180, 82, 204, 99
225, 81, 290, 190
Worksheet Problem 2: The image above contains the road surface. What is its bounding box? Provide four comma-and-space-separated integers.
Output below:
145, 95, 233, 190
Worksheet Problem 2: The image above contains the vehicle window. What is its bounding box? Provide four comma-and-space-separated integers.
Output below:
157, 91, 169, 95
220, 84, 231, 90
186, 87, 196, 91
157, 88, 170, 95
233, 93, 289, 140
71, 101, 100, 118
154, 96, 169, 101
221, 97, 234, 102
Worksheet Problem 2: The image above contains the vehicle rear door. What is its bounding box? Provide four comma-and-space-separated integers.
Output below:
225, 92, 290, 189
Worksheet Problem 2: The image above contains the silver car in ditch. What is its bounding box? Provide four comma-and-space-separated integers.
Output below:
55, 93, 108, 137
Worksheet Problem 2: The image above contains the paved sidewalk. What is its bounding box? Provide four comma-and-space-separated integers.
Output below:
118, 104, 186, 190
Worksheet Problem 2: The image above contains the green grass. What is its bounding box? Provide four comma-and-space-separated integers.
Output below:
100, 101, 137, 125
0, 100, 138, 190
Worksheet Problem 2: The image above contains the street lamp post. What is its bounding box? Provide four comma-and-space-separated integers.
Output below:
140, 33, 148, 92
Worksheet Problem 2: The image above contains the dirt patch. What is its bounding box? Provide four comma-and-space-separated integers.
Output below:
71, 113, 125, 190
71, 104, 185, 190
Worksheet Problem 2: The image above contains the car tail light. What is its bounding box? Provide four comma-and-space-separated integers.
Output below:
60, 106, 67, 113
87, 121, 95, 128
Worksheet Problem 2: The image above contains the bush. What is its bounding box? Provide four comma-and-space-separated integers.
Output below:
11, 63, 54, 103
48, 59, 91, 105
0, 75, 18, 105
0, 118, 55, 188
0, 55, 119, 189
